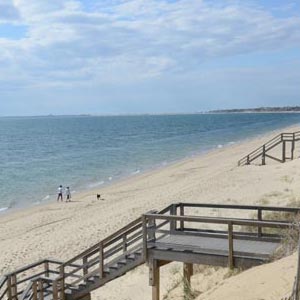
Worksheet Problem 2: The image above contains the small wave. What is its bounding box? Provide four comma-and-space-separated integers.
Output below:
228, 141, 236, 145
42, 195, 50, 201
217, 144, 223, 148
88, 181, 105, 188
0, 207, 9, 213
108, 177, 113, 181
132, 170, 141, 175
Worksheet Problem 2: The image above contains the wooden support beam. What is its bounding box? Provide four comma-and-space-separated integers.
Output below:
179, 204, 184, 231
228, 222, 234, 270
149, 259, 160, 300
262, 145, 266, 165
257, 209, 262, 237
292, 134, 295, 160
183, 263, 193, 285
83, 256, 88, 282
170, 205, 177, 233
7, 275, 12, 300
44, 261, 49, 277
282, 141, 286, 163
11, 274, 17, 300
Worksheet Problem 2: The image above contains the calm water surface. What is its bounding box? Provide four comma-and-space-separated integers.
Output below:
0, 113, 299, 212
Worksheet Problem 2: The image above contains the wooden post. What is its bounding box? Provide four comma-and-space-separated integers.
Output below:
292, 133, 295, 160
83, 256, 88, 282
142, 215, 148, 262
179, 204, 184, 231
149, 217, 156, 242
11, 274, 17, 300
123, 234, 127, 253
38, 279, 44, 300
44, 261, 49, 277
228, 222, 234, 270
149, 259, 160, 300
7, 275, 12, 300
99, 242, 104, 279
294, 229, 300, 300
246, 155, 250, 165
282, 139, 286, 163
170, 204, 177, 233
257, 209, 262, 237
52, 280, 58, 300
183, 263, 193, 285
262, 145, 266, 165
32, 281, 37, 300
59, 265, 65, 300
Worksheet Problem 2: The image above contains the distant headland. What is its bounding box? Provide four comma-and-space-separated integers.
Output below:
209, 106, 300, 113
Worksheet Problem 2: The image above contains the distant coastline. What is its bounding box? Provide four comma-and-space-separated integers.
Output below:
209, 106, 300, 114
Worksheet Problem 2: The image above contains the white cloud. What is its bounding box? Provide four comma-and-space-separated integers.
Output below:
0, 0, 299, 89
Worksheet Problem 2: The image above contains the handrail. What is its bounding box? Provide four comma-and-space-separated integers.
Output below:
239, 130, 300, 166
0, 277, 6, 291
176, 202, 300, 213
63, 217, 142, 266
144, 213, 293, 229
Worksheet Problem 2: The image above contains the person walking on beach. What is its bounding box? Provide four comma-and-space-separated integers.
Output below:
57, 185, 63, 202
66, 187, 71, 202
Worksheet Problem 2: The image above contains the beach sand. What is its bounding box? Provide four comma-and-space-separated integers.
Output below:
1, 124, 300, 300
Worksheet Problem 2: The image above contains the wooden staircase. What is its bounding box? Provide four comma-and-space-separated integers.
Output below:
238, 131, 300, 166
1, 203, 300, 300
0, 217, 146, 300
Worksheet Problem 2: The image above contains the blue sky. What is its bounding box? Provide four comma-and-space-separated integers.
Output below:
0, 0, 299, 116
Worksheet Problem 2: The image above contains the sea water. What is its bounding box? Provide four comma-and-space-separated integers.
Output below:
0, 113, 299, 212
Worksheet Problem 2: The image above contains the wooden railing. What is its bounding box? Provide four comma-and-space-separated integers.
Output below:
1, 203, 299, 300
238, 131, 300, 166
143, 210, 295, 269
0, 259, 63, 300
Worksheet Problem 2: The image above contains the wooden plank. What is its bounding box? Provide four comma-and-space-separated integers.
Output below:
145, 213, 291, 229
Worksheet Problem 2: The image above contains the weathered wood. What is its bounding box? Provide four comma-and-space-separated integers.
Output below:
82, 257, 88, 283
38, 279, 44, 300
144, 213, 291, 229
170, 204, 177, 233
99, 243, 104, 279
294, 231, 300, 300
32, 281, 37, 300
282, 140, 286, 163
142, 215, 148, 262
59, 265, 65, 300
6, 276, 12, 300
149, 259, 160, 300
52, 280, 58, 300
262, 145, 266, 165
228, 222, 234, 269
179, 204, 184, 231
183, 263, 193, 284
11, 275, 17, 300
257, 209, 262, 237
44, 261, 50, 277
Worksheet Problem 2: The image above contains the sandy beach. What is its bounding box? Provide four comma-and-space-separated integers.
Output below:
1, 124, 300, 300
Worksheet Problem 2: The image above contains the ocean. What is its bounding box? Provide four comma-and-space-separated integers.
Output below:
0, 113, 299, 213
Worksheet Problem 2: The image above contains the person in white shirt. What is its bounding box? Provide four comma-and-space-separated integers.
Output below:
57, 185, 63, 202
66, 187, 71, 202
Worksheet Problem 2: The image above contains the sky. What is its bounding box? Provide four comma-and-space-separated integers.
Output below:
0, 0, 299, 116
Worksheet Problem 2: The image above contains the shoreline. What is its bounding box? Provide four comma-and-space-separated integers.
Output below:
1, 121, 300, 217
